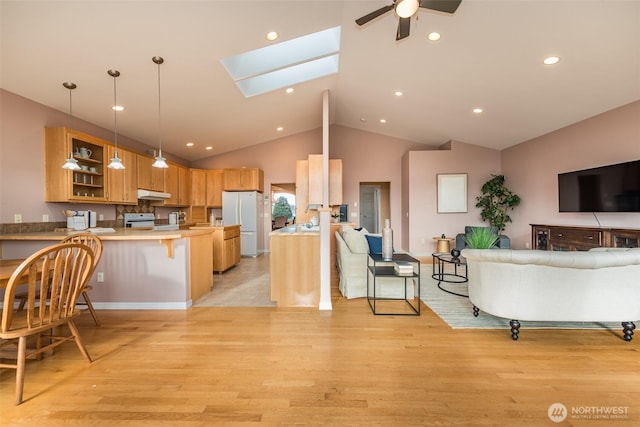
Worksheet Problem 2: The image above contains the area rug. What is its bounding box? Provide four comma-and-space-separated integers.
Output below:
419, 270, 620, 330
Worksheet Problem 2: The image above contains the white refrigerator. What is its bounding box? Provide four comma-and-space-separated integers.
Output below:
222, 191, 263, 257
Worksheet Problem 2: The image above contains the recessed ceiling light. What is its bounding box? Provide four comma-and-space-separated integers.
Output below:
360, 118, 366, 122
186, 142, 194, 147
266, 31, 279, 41
276, 127, 283, 132
394, 91, 403, 97
427, 32, 441, 41
285, 87, 294, 94
473, 108, 484, 114
112, 105, 124, 111
379, 119, 387, 124
543, 56, 560, 65
205, 146, 213, 150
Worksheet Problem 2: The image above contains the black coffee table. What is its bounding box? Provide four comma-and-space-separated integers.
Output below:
431, 253, 468, 297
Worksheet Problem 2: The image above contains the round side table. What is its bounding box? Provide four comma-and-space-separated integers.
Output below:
433, 237, 454, 254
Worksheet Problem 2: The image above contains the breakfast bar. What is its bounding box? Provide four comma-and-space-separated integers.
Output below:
0, 228, 214, 309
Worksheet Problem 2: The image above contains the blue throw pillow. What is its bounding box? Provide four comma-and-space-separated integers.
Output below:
365, 234, 382, 255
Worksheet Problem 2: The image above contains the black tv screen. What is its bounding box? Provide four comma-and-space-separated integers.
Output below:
558, 160, 640, 212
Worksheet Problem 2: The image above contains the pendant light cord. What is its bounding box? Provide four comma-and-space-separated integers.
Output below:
156, 59, 163, 155
112, 72, 118, 153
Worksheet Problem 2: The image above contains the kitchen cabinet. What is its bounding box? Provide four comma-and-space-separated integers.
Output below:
45, 127, 108, 203
296, 156, 343, 223
107, 146, 137, 204
531, 224, 640, 251
190, 225, 241, 273
270, 229, 319, 307
223, 168, 264, 192
164, 162, 191, 206
137, 153, 164, 191
190, 169, 207, 206
206, 169, 224, 207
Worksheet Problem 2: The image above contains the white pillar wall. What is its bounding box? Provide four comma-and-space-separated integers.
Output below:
318, 90, 332, 310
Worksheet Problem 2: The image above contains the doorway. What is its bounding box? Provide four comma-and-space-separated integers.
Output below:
271, 183, 296, 228
359, 182, 390, 233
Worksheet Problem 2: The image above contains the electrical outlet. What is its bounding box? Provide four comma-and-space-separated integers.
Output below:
99, 214, 104, 221
14, 214, 22, 223
96, 272, 104, 282
43, 214, 49, 222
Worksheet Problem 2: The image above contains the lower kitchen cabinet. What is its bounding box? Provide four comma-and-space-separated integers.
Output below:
190, 225, 241, 273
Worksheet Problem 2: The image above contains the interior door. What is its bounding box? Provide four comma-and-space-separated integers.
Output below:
360, 185, 379, 232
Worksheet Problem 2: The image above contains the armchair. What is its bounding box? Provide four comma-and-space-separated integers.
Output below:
455, 226, 510, 251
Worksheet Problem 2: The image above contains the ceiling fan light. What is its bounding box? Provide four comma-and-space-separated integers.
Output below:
396, 0, 419, 18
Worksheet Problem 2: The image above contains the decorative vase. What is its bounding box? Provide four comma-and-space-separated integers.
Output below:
382, 219, 393, 261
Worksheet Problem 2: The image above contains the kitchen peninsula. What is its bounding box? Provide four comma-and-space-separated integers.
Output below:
0, 228, 213, 309
269, 226, 320, 307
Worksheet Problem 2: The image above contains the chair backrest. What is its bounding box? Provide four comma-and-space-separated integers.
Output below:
1, 242, 94, 333
61, 233, 103, 271
273, 216, 287, 229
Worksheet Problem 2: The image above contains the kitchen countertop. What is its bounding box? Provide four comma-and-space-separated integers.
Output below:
0, 227, 214, 241
270, 225, 320, 236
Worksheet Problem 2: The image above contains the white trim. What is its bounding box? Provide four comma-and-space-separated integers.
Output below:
92, 301, 192, 310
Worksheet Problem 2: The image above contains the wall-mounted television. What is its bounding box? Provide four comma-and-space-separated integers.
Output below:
558, 160, 640, 212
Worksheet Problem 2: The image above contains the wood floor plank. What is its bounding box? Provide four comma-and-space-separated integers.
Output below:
2, 261, 639, 425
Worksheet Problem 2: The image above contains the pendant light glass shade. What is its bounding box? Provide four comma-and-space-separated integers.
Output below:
395, 0, 419, 18
152, 56, 169, 169
107, 69, 125, 169
61, 82, 81, 170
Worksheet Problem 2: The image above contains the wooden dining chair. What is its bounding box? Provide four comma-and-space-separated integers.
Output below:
0, 241, 94, 405
16, 233, 103, 325
60, 233, 103, 326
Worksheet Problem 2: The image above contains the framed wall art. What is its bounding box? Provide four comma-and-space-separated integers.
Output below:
437, 173, 467, 213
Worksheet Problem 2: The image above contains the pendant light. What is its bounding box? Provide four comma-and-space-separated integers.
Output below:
152, 56, 169, 168
61, 82, 81, 170
107, 69, 125, 169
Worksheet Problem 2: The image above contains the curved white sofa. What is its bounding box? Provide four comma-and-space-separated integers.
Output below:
462, 248, 640, 341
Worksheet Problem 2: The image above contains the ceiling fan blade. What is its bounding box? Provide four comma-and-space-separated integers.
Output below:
418, 0, 462, 14
396, 17, 411, 40
355, 4, 394, 26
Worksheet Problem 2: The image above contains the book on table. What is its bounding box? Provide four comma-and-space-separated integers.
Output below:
394, 261, 414, 276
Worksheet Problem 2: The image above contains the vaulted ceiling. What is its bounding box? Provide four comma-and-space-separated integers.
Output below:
2, 1, 638, 162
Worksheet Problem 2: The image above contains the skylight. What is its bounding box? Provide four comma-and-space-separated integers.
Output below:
221, 26, 341, 97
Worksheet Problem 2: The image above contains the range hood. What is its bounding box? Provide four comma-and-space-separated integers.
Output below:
137, 189, 171, 200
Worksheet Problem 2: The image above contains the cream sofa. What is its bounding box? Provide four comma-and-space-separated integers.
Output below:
335, 228, 415, 299
462, 248, 640, 341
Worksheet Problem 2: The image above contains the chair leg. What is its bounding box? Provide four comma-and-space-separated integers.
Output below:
67, 320, 92, 363
15, 336, 27, 405
81, 291, 101, 326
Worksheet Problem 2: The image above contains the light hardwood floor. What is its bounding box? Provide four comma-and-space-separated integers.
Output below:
1, 261, 639, 425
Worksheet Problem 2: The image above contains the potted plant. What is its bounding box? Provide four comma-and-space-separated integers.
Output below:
464, 227, 499, 249
475, 174, 521, 233
331, 212, 340, 223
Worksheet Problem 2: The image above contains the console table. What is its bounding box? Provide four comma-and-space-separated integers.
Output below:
366, 253, 420, 316
531, 224, 640, 251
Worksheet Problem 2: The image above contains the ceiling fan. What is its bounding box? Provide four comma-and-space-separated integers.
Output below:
355, 0, 462, 41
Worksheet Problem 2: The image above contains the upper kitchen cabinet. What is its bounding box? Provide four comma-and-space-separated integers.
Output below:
190, 169, 207, 206
137, 153, 164, 191
45, 127, 108, 203
223, 168, 264, 192
300, 155, 343, 206
206, 169, 224, 207
107, 146, 138, 204
164, 162, 191, 206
